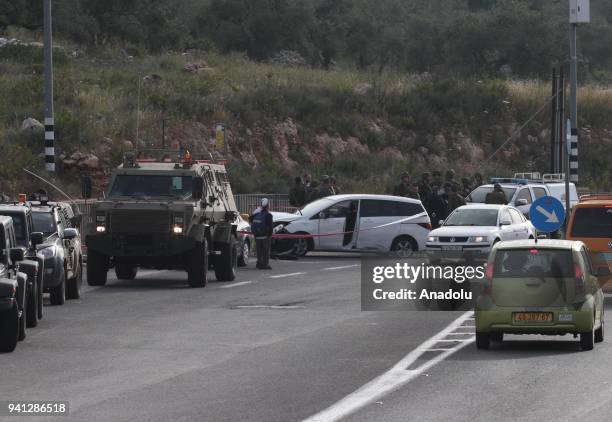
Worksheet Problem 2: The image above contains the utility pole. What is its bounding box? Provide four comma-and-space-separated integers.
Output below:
43, 0, 55, 172
568, 0, 590, 184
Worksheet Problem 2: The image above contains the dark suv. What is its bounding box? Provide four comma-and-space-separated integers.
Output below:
0, 216, 30, 352
30, 202, 83, 302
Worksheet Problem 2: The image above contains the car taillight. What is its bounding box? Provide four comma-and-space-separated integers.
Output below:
483, 262, 494, 295
574, 264, 585, 294
418, 223, 432, 230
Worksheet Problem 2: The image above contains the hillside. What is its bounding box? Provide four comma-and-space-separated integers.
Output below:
1, 1, 612, 196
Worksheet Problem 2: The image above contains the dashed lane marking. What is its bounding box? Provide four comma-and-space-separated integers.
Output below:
234, 305, 305, 310
219, 281, 255, 289
322, 265, 360, 271
303, 311, 474, 422
269, 272, 307, 279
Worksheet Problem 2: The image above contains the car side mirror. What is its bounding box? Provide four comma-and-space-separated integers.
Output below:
596, 266, 611, 277
500, 219, 511, 226
30, 232, 44, 247
515, 199, 528, 206
319, 211, 327, 219
9, 248, 25, 263
63, 228, 79, 240
192, 177, 203, 200
81, 176, 92, 199
438, 219, 445, 226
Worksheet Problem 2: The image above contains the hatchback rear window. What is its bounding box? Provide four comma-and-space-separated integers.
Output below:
493, 249, 574, 278
571, 207, 612, 238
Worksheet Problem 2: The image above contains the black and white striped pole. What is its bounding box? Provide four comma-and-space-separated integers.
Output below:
568, 0, 590, 183
43, 0, 55, 172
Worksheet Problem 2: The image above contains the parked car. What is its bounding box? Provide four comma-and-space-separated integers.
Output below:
466, 178, 550, 217
0, 216, 29, 352
236, 213, 252, 267
426, 205, 535, 261
566, 194, 612, 268
0, 204, 45, 326
475, 239, 608, 351
30, 204, 83, 302
272, 194, 431, 256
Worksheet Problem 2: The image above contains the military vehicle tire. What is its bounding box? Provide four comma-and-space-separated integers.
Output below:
115, 264, 138, 281
87, 250, 109, 286
37, 272, 44, 320
475, 332, 490, 349
0, 303, 19, 353
18, 300, 26, 341
66, 261, 83, 299
187, 239, 208, 288
50, 266, 66, 306
214, 237, 238, 282
26, 279, 38, 328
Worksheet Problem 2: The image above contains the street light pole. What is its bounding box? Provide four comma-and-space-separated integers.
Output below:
43, 0, 55, 172
569, 22, 578, 183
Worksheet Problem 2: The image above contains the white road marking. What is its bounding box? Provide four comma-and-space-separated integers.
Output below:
234, 305, 305, 309
303, 311, 474, 422
220, 281, 255, 289
322, 265, 360, 271
135, 270, 168, 277
269, 272, 306, 279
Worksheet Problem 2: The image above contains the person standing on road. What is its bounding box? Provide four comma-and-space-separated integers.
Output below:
319, 176, 334, 198
250, 198, 274, 270
473, 172, 484, 189
330, 176, 340, 195
419, 172, 433, 203
446, 183, 466, 213
393, 172, 411, 197
428, 183, 448, 228
485, 183, 508, 205
407, 182, 421, 200
461, 177, 472, 197
289, 177, 306, 208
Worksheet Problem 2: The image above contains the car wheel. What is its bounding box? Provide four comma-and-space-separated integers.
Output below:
475, 332, 490, 349
293, 236, 310, 257
37, 273, 44, 320
490, 332, 503, 342
49, 266, 66, 306
87, 249, 109, 286
580, 329, 595, 351
0, 302, 19, 353
66, 261, 83, 299
214, 236, 238, 282
115, 264, 138, 281
26, 278, 38, 328
18, 300, 26, 341
391, 236, 418, 258
595, 321, 604, 343
238, 239, 250, 267
187, 239, 208, 288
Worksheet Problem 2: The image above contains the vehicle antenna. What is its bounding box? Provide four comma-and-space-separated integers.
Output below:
22, 168, 75, 203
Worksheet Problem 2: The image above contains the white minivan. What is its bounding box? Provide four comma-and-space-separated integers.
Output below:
271, 194, 432, 256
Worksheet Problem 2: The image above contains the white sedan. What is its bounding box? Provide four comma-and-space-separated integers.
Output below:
426, 205, 535, 259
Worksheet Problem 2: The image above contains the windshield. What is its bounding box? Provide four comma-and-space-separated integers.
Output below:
493, 249, 574, 278
109, 175, 193, 199
32, 212, 57, 235
467, 186, 516, 203
5, 213, 27, 247
571, 207, 612, 238
444, 208, 498, 227
297, 198, 335, 216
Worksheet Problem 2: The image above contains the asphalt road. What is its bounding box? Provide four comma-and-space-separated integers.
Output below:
1, 254, 611, 422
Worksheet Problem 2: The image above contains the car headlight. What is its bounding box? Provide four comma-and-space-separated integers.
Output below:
469, 236, 487, 243
38, 247, 55, 258
427, 236, 437, 242
96, 213, 106, 233
172, 225, 183, 234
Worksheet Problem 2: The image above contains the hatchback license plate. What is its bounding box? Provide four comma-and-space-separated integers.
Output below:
513, 312, 553, 323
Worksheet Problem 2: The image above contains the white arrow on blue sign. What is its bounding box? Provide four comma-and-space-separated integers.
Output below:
529, 196, 566, 233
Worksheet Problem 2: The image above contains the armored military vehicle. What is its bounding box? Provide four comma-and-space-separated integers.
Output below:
85, 150, 240, 288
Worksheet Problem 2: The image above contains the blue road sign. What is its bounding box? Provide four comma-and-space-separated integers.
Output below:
530, 196, 566, 233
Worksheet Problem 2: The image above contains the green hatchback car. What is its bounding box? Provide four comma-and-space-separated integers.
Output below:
475, 239, 608, 351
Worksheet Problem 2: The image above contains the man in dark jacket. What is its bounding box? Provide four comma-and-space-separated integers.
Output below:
407, 183, 421, 200
250, 198, 274, 269
446, 183, 466, 213
428, 183, 448, 228
289, 177, 306, 208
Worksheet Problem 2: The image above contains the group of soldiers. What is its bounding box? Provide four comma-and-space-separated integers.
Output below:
289, 173, 340, 208
393, 170, 486, 228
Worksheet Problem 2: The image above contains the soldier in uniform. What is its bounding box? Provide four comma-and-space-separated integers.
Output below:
485, 183, 508, 205
428, 182, 448, 229
393, 172, 411, 197
289, 177, 306, 208
446, 183, 466, 213
407, 183, 421, 200
461, 177, 472, 197
319, 176, 334, 198
473, 172, 484, 189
